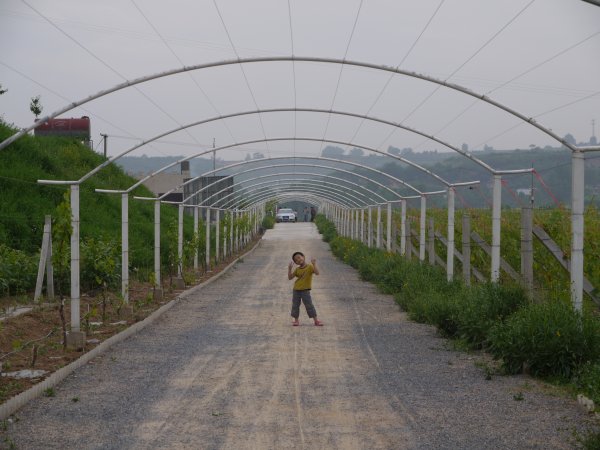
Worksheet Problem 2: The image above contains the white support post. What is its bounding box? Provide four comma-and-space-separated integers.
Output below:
154, 200, 161, 288
223, 225, 228, 258
216, 209, 220, 263
178, 204, 184, 278
400, 199, 407, 256
231, 211, 235, 254
447, 187, 455, 282
206, 208, 211, 271
355, 209, 360, 240
70, 184, 80, 332
34, 215, 52, 302
571, 151, 585, 311
376, 205, 382, 249
491, 174, 502, 282
193, 206, 199, 271
419, 195, 426, 261
122, 193, 129, 303
367, 207, 372, 248
361, 209, 365, 244
386, 202, 392, 252
46, 216, 54, 301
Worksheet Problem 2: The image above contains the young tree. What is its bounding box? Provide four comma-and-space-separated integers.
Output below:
30, 95, 43, 119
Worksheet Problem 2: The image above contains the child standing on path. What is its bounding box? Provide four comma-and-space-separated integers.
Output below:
288, 251, 324, 327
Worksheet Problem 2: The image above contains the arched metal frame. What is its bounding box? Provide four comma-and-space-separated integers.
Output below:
189, 167, 402, 205
214, 179, 369, 208
6, 56, 593, 313
160, 156, 424, 200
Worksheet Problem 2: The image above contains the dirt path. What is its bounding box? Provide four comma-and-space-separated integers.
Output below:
3, 223, 595, 449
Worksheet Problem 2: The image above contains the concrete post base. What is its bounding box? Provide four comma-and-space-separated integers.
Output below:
66, 331, 86, 350
173, 277, 185, 290
153, 287, 163, 301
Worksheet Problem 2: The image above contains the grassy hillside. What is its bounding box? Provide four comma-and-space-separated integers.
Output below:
0, 121, 194, 292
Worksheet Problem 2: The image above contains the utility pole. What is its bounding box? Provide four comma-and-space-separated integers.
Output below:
593, 119, 596, 139
213, 138, 216, 172
100, 133, 107, 158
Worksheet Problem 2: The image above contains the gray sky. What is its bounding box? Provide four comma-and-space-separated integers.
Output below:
1, 0, 599, 163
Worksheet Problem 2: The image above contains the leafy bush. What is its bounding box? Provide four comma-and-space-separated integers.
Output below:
315, 214, 337, 242
261, 215, 275, 230
573, 361, 600, 406
488, 301, 600, 378
454, 283, 528, 348
0, 244, 38, 295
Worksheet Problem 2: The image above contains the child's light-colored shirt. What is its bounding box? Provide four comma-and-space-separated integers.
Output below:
292, 264, 315, 290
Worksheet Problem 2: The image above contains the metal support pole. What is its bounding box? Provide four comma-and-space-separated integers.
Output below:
355, 209, 360, 240
361, 209, 365, 244
231, 211, 235, 255
122, 193, 129, 303
386, 202, 392, 252
491, 174, 502, 282
223, 225, 228, 258
447, 187, 455, 281
206, 208, 211, 271
216, 209, 220, 263
571, 151, 585, 311
70, 184, 80, 332
462, 214, 471, 285
521, 204, 533, 295
367, 207, 372, 248
376, 205, 382, 249
178, 204, 184, 278
401, 199, 406, 256
419, 195, 426, 261
154, 200, 161, 288
428, 218, 435, 265
193, 206, 199, 271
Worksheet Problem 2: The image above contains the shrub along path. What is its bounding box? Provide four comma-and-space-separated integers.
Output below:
3, 223, 596, 449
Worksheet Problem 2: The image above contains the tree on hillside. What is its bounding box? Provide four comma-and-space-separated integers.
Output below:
322, 146, 345, 158
30, 95, 43, 119
563, 133, 576, 145
349, 147, 364, 157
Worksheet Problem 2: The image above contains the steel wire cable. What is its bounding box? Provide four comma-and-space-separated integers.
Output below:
375, 0, 536, 151
472, 89, 600, 151
287, 0, 297, 165
346, 0, 446, 145
130, 0, 238, 148
318, 0, 365, 156
0, 60, 170, 158
413, 29, 600, 152
19, 0, 204, 158
211, 0, 272, 158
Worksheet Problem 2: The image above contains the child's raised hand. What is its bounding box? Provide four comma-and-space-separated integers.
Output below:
311, 258, 316, 265
288, 261, 294, 270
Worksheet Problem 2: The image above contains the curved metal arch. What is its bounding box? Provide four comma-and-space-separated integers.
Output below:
162, 156, 423, 200
183, 164, 404, 206
229, 186, 360, 210
243, 193, 329, 211
89, 137, 475, 194
228, 187, 356, 210
3, 56, 585, 156
214, 178, 370, 209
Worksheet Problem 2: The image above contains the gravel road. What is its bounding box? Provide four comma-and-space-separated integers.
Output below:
4, 223, 596, 449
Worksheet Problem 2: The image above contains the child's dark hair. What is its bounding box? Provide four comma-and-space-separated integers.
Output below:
292, 251, 304, 260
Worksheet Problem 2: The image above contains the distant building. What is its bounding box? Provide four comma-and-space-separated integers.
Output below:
184, 176, 234, 219
34, 116, 91, 148
133, 161, 191, 204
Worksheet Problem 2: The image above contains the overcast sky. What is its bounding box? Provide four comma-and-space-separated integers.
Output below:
1, 0, 599, 163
